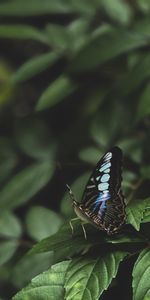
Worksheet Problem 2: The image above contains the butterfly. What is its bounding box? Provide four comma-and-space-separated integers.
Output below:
68, 146, 126, 235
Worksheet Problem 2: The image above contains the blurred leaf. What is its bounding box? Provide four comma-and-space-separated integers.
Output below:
126, 198, 150, 231
65, 251, 127, 300
79, 147, 102, 164
137, 83, 150, 121
0, 0, 72, 16
67, 19, 90, 51
60, 172, 90, 218
12, 260, 70, 300
0, 162, 54, 211
90, 102, 124, 147
0, 241, 18, 267
36, 76, 77, 111
101, 0, 132, 25
137, 0, 150, 13
12, 252, 53, 288
132, 248, 150, 300
118, 138, 142, 163
15, 118, 55, 160
70, 27, 149, 72
123, 171, 138, 189
141, 166, 150, 179
26, 206, 63, 241
82, 87, 107, 117
133, 16, 150, 37
46, 19, 90, 52
0, 25, 49, 44
0, 137, 18, 183
12, 52, 58, 83
118, 53, 150, 98
46, 24, 72, 51
0, 61, 13, 107
0, 212, 21, 238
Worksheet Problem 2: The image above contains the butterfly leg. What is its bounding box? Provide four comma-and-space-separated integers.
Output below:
69, 217, 80, 237
81, 222, 87, 240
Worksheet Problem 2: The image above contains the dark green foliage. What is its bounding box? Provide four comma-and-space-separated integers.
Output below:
0, 0, 149, 299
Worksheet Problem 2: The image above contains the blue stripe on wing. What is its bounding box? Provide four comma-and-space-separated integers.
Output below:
93, 191, 111, 215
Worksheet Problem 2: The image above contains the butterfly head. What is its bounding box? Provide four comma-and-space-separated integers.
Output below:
73, 201, 90, 223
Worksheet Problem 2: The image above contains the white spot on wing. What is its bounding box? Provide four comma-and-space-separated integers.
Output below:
104, 168, 110, 173
87, 184, 95, 189
98, 182, 109, 191
101, 174, 110, 182
100, 162, 111, 172
104, 152, 112, 160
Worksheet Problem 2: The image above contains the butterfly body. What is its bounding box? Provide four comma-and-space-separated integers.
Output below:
72, 146, 126, 235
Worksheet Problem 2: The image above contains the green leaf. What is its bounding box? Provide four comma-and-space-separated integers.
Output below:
133, 16, 150, 37
132, 248, 150, 300
65, 251, 127, 300
142, 208, 150, 223
70, 27, 149, 72
12, 260, 70, 300
12, 252, 53, 288
101, 0, 132, 25
67, 19, 90, 51
0, 212, 21, 238
0, 25, 48, 44
0, 137, 17, 183
0, 0, 72, 16
118, 137, 142, 163
0, 241, 18, 266
137, 0, 150, 13
123, 171, 138, 190
12, 52, 58, 83
0, 61, 14, 107
0, 162, 54, 211
36, 76, 77, 111
90, 102, 123, 147
26, 206, 63, 241
137, 83, 150, 120
60, 172, 90, 218
15, 118, 55, 160
79, 147, 102, 164
46, 19, 90, 52
45, 24, 72, 51
29, 220, 93, 261
126, 198, 150, 231
118, 53, 150, 98
141, 166, 150, 179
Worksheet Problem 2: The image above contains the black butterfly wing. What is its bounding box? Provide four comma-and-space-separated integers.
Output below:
79, 146, 125, 234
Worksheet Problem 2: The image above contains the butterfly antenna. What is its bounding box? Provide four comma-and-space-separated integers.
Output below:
66, 184, 79, 204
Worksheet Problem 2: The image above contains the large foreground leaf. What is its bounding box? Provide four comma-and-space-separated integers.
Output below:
132, 248, 150, 300
65, 251, 127, 300
12, 260, 70, 300
29, 220, 94, 262
126, 198, 150, 231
